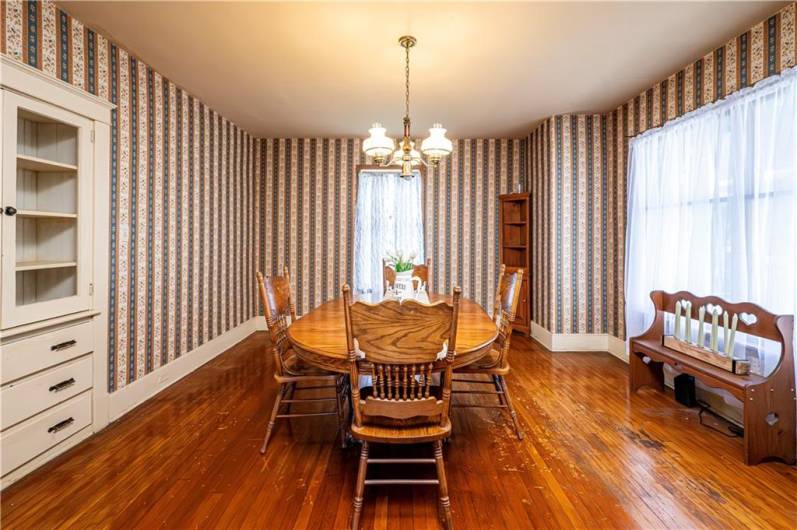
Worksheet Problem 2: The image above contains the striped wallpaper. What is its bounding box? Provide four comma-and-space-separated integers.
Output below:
528, 121, 551, 333
2, 0, 257, 392
257, 138, 526, 316
528, 3, 796, 341
3, 0, 794, 384
528, 115, 617, 337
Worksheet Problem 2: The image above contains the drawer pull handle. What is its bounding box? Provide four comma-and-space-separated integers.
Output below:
49, 378, 76, 392
51, 340, 77, 351
47, 417, 74, 434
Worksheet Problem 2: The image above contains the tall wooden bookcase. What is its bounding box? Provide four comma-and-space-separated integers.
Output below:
499, 193, 530, 334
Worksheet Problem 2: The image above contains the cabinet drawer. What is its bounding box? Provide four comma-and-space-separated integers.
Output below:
0, 391, 91, 476
1, 321, 93, 385
1, 355, 92, 430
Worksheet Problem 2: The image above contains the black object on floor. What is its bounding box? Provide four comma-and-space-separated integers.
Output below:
674, 374, 697, 407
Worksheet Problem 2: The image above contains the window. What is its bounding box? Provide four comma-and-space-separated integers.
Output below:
625, 68, 797, 342
353, 169, 424, 295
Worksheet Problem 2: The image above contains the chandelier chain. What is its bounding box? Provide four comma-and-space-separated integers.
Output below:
404, 41, 410, 120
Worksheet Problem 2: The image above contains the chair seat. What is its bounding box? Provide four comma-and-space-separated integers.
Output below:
351, 418, 451, 444
456, 347, 510, 375
278, 349, 339, 379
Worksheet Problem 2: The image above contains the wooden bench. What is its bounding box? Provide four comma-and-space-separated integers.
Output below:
629, 290, 795, 465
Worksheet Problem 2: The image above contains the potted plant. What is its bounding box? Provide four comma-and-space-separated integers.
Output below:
385, 250, 416, 281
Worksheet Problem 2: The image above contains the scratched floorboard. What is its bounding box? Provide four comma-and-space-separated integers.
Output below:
2, 332, 795, 529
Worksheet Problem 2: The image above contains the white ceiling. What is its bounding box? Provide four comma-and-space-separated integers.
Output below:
61, 1, 787, 138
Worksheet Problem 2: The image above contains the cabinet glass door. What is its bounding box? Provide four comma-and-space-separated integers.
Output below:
1, 91, 93, 328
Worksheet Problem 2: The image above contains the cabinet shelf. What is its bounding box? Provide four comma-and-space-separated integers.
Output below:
17, 154, 77, 172
8, 93, 87, 320
500, 192, 531, 334
15, 260, 77, 272
16, 210, 77, 219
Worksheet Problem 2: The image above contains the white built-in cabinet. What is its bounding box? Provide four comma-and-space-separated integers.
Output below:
0, 56, 113, 488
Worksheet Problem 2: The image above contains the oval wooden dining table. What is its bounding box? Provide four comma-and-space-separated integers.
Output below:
288, 293, 498, 372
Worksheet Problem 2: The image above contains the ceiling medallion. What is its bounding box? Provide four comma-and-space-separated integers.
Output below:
362, 35, 453, 178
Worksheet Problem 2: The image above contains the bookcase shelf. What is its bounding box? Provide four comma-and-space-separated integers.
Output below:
16, 210, 78, 219
15, 260, 77, 272
17, 154, 78, 172
499, 193, 531, 334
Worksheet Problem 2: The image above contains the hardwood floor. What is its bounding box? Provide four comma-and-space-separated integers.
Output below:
2, 332, 795, 529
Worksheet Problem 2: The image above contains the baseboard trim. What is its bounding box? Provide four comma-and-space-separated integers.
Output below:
607, 335, 628, 362
530, 321, 553, 350
530, 321, 628, 362
108, 317, 260, 421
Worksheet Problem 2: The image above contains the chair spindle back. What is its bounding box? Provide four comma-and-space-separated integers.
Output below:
489, 265, 524, 368
256, 267, 296, 377
343, 285, 461, 426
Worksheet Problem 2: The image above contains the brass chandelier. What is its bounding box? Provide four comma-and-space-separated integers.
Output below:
362, 35, 453, 178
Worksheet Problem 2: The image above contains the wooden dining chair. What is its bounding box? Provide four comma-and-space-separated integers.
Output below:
382, 258, 432, 294
451, 265, 525, 439
412, 257, 432, 288
343, 284, 461, 530
256, 269, 347, 454
381, 259, 397, 294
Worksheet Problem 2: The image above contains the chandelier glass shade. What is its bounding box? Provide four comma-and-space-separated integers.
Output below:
362, 123, 395, 160
363, 35, 452, 178
420, 124, 454, 164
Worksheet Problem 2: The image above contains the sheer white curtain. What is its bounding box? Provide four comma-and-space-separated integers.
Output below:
354, 171, 424, 295
625, 68, 797, 344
